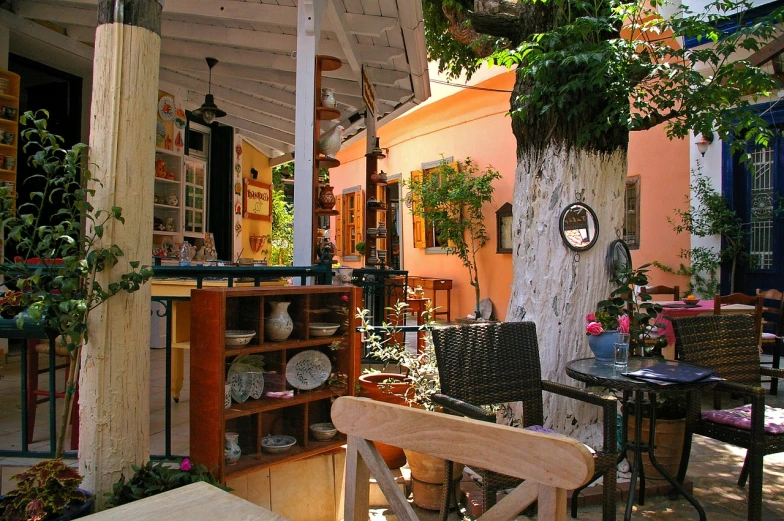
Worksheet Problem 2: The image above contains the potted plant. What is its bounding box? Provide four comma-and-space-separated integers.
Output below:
624, 393, 687, 480
355, 241, 365, 256
106, 458, 226, 507
0, 110, 154, 457
405, 158, 500, 318
0, 459, 94, 520
586, 264, 664, 360
358, 302, 460, 509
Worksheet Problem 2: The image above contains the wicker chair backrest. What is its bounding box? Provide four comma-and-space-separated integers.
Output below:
672, 314, 761, 387
431, 321, 544, 427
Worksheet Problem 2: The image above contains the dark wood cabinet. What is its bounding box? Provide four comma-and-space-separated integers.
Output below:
189, 285, 361, 481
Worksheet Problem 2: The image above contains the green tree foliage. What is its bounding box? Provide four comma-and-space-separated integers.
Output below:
424, 0, 783, 153
271, 164, 294, 266
405, 158, 500, 315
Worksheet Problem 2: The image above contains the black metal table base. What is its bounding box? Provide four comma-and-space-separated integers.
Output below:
621, 390, 705, 521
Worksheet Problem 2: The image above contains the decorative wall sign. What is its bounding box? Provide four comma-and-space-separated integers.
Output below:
496, 202, 513, 253
243, 178, 271, 221
559, 202, 599, 251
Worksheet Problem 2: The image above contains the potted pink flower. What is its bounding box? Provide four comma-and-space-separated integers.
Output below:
585, 311, 630, 361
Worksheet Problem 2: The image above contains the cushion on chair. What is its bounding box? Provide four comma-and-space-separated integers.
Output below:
701, 404, 784, 434
761, 332, 780, 342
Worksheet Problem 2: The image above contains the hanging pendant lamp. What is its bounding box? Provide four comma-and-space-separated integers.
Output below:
191, 57, 226, 124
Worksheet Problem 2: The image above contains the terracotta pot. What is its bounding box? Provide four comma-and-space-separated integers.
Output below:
318, 185, 336, 210
627, 415, 685, 480
357, 373, 410, 469
404, 449, 464, 510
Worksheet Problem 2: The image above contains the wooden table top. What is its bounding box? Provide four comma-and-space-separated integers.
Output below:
81, 482, 292, 521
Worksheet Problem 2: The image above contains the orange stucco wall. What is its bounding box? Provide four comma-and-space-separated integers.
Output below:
240, 137, 273, 262
330, 65, 691, 320
628, 127, 691, 293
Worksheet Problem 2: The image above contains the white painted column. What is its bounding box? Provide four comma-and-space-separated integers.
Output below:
293, 0, 326, 268
81, 0, 161, 505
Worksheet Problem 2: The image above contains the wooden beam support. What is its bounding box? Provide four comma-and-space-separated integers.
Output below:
327, 0, 363, 78
82, 0, 161, 507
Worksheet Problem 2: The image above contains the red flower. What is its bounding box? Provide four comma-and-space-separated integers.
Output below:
179, 458, 191, 471
586, 322, 605, 336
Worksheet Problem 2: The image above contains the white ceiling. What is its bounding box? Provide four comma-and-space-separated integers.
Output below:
1, 0, 430, 159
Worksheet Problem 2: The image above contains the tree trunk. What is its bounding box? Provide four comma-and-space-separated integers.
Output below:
80, 0, 161, 507
506, 143, 626, 446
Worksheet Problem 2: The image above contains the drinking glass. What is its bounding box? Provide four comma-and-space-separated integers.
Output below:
614, 332, 630, 369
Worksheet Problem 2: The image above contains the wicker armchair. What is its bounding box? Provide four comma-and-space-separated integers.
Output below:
672, 314, 784, 521
430, 322, 617, 521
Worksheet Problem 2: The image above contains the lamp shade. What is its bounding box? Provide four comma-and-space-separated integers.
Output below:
191, 57, 226, 123
695, 133, 713, 156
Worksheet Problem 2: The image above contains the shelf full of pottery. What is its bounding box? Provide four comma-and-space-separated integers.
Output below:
153, 149, 183, 236
189, 285, 361, 480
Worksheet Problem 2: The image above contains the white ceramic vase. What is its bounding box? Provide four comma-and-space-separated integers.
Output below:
225, 432, 241, 465
265, 301, 293, 341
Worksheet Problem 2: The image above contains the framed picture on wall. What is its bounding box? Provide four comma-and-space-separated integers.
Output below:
243, 178, 271, 221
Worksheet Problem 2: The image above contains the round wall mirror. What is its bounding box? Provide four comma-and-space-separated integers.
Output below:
559, 202, 599, 251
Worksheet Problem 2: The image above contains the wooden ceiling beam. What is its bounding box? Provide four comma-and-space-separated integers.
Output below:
158, 69, 296, 125
33, 0, 399, 37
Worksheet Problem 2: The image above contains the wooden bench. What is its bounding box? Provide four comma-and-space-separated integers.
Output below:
332, 396, 595, 521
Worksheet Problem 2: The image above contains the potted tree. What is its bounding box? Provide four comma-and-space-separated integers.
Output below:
358, 302, 460, 509
405, 158, 500, 319
0, 110, 153, 457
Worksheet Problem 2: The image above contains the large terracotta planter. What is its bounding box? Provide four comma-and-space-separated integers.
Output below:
404, 449, 464, 510
357, 373, 410, 469
627, 415, 686, 480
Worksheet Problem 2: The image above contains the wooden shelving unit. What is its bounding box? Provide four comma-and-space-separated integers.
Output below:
189, 285, 361, 482
364, 150, 387, 267
313, 55, 343, 262
0, 70, 20, 207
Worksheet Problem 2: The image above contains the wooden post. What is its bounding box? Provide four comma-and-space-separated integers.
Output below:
81, 0, 161, 506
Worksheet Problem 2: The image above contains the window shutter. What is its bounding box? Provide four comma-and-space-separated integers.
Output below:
357, 189, 365, 248
334, 194, 343, 256
410, 170, 425, 249
445, 163, 459, 250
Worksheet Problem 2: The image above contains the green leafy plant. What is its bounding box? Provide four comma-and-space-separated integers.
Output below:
0, 110, 154, 457
357, 301, 439, 410
355, 241, 365, 256
405, 158, 500, 317
595, 265, 664, 356
0, 459, 91, 521
105, 459, 226, 508
654, 165, 748, 295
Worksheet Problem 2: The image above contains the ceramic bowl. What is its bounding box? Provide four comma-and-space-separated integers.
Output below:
225, 330, 256, 346
309, 322, 339, 337
262, 435, 296, 454
309, 422, 338, 441
682, 298, 700, 307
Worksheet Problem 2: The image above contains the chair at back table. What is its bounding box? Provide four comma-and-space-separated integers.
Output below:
672, 314, 784, 521
642, 284, 680, 300
430, 322, 617, 521
713, 292, 763, 338
757, 289, 784, 395
332, 396, 595, 521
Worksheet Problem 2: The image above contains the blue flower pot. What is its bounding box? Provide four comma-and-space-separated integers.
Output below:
588, 330, 618, 362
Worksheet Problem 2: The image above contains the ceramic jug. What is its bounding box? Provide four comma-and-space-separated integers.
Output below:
225, 432, 241, 465
265, 301, 293, 341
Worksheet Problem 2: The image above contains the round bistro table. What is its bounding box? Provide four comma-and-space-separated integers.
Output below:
566, 357, 718, 521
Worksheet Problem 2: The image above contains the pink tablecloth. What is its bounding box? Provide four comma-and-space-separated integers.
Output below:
657, 300, 715, 346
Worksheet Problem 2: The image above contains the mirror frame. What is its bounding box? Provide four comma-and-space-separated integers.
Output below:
559, 202, 599, 252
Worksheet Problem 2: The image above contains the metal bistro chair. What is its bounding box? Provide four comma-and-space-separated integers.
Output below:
672, 314, 784, 521
431, 322, 617, 521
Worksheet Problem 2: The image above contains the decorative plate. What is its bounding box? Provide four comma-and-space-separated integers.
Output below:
286, 350, 331, 390
262, 435, 296, 454
158, 95, 176, 121
229, 370, 252, 403
234, 164, 241, 174
156, 120, 166, 145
